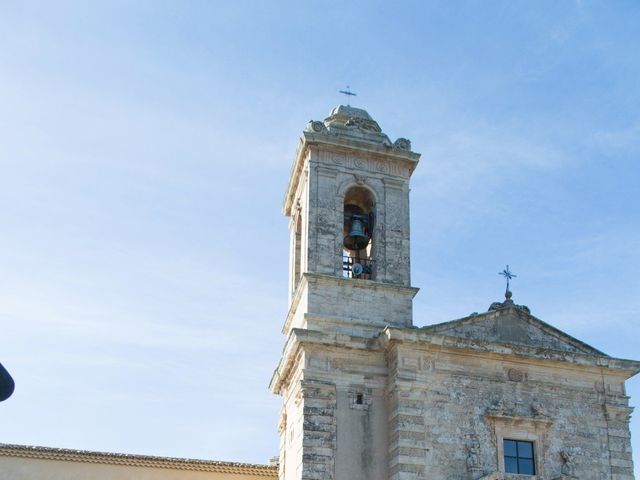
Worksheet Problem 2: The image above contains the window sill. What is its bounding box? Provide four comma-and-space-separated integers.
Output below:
478, 474, 537, 480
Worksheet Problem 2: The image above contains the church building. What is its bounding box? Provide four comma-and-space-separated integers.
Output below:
269, 105, 640, 480
1, 105, 638, 480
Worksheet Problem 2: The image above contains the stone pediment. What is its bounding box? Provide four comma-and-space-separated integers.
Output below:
421, 306, 606, 356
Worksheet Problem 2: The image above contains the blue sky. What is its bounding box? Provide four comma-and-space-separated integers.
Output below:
1, 0, 639, 474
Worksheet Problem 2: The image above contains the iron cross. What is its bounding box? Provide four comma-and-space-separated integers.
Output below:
499, 265, 517, 292
339, 86, 357, 105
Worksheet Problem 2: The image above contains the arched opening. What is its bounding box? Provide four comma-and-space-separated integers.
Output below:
342, 186, 375, 280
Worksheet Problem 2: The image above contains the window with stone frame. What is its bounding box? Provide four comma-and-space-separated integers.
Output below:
503, 439, 535, 475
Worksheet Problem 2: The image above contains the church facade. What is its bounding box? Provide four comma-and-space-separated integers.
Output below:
269, 105, 640, 480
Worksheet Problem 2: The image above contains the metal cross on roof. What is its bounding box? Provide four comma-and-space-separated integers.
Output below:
339, 86, 357, 105
499, 265, 517, 293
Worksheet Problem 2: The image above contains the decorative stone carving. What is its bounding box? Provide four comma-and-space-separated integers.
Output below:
331, 153, 344, 165
489, 301, 504, 311
488, 290, 530, 313
489, 397, 511, 415
560, 450, 575, 477
393, 137, 411, 150
334, 154, 408, 177
345, 116, 381, 132
507, 368, 526, 382
420, 357, 434, 371
307, 120, 327, 133
466, 435, 482, 472
354, 175, 366, 185
531, 402, 546, 417
401, 355, 420, 370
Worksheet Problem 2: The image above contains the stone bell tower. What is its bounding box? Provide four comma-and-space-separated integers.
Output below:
270, 105, 420, 480
280, 105, 420, 338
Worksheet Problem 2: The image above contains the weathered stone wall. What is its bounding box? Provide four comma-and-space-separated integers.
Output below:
283, 273, 417, 337
386, 340, 636, 479
302, 274, 410, 329
386, 372, 429, 479
275, 330, 636, 480
299, 381, 337, 480
276, 341, 390, 480
305, 344, 388, 480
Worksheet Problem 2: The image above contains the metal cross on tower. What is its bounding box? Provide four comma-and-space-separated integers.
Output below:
339, 86, 357, 105
499, 265, 517, 293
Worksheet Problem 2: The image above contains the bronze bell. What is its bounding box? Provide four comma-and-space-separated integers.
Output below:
344, 217, 369, 251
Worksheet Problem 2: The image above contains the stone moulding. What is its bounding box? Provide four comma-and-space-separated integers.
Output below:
0, 443, 278, 476
302, 313, 396, 332
379, 327, 640, 377
281, 273, 420, 335
479, 473, 559, 480
269, 326, 376, 394
485, 411, 553, 427
282, 272, 310, 334
477, 474, 533, 480
283, 131, 420, 216
305, 272, 419, 294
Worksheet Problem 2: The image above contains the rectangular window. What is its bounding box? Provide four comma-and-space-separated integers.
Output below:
504, 439, 535, 475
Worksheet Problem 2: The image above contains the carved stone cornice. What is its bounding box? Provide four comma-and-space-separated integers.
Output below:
379, 327, 640, 378
283, 127, 420, 216
269, 326, 376, 395
305, 272, 419, 295
485, 411, 553, 427
281, 273, 419, 336
603, 403, 634, 422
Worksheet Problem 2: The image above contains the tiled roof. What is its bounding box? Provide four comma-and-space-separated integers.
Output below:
0, 443, 278, 476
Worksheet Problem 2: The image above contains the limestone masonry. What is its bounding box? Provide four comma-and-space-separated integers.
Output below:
270, 105, 640, 480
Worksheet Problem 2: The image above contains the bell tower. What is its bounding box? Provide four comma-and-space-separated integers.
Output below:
281, 105, 420, 338
271, 105, 420, 480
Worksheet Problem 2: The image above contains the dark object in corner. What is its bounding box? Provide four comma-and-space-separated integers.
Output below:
0, 362, 15, 401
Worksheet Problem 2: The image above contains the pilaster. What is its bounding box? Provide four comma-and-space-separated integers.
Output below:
299, 380, 337, 480
387, 383, 428, 480
387, 346, 428, 480
603, 400, 635, 479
